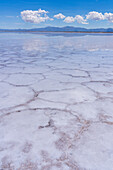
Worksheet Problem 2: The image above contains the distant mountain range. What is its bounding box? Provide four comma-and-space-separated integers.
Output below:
1, 26, 113, 33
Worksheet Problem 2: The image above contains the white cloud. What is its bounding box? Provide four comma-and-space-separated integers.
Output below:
64, 15, 88, 24
37, 9, 48, 14
104, 13, 113, 23
86, 11, 105, 21
21, 9, 52, 24
21, 9, 113, 25
54, 13, 65, 19
64, 16, 75, 23
75, 15, 88, 24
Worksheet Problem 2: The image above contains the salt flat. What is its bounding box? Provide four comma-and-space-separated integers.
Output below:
0, 33, 113, 170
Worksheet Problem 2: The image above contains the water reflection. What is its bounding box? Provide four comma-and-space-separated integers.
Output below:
23, 34, 113, 53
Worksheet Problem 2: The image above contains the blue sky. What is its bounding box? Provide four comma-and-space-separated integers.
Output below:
0, 0, 113, 29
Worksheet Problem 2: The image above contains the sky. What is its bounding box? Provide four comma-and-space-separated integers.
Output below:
0, 0, 113, 29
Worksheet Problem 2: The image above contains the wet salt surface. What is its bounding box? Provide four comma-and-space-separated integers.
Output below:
0, 33, 113, 169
